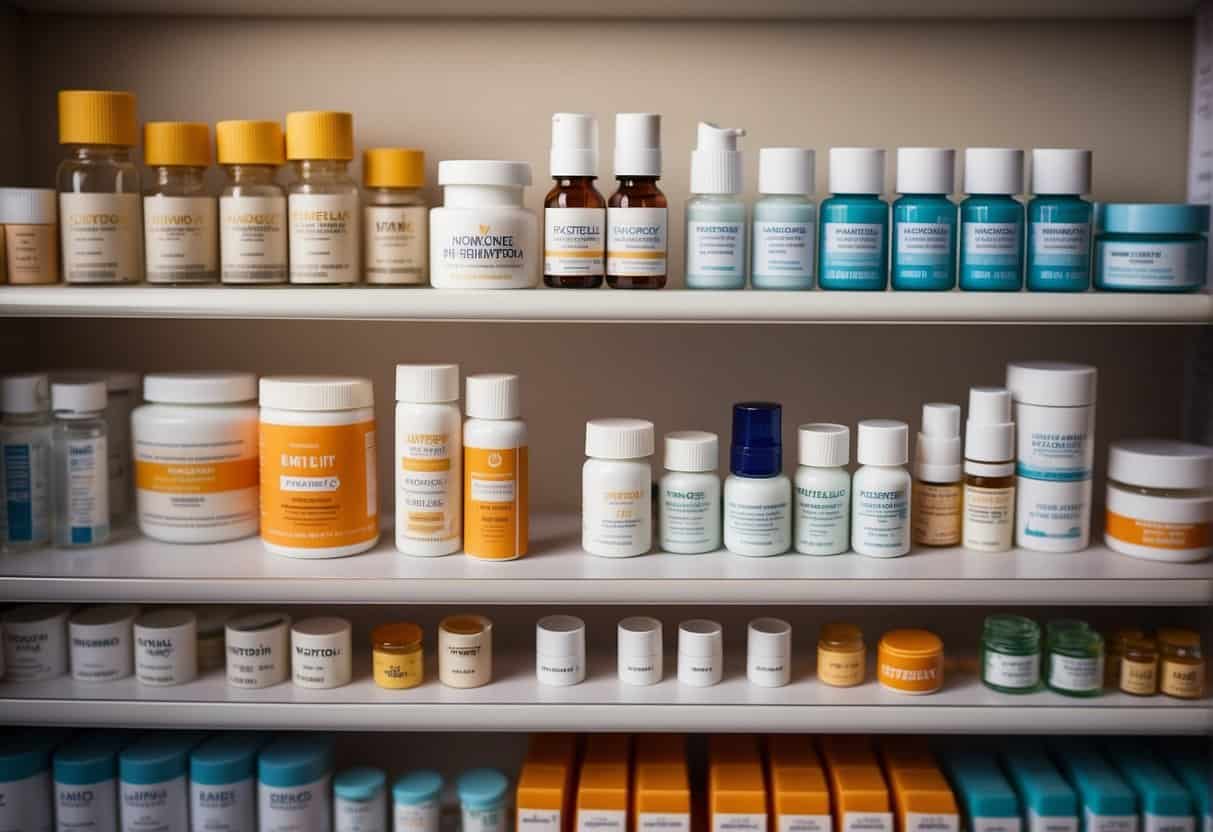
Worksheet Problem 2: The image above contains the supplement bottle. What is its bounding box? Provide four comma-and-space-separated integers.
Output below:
190, 734, 265, 832
257, 736, 334, 832
1, 373, 52, 552
463, 373, 528, 560
56, 90, 142, 284
54, 733, 126, 832
216, 119, 288, 284
51, 381, 110, 548
911, 403, 962, 547
582, 418, 655, 558
1027, 149, 1093, 292
52, 369, 139, 524
959, 148, 1025, 291
286, 110, 360, 284
395, 363, 462, 557
606, 113, 667, 289
0, 734, 55, 832
363, 148, 428, 285
818, 147, 889, 290
752, 147, 816, 290
685, 122, 747, 289
723, 402, 791, 556
143, 121, 218, 283
793, 422, 850, 556
962, 387, 1016, 553
393, 771, 443, 832
544, 113, 605, 288
119, 734, 200, 832
0, 188, 59, 284
891, 147, 957, 291
851, 419, 911, 558
659, 430, 722, 554
334, 767, 387, 832
456, 769, 508, 832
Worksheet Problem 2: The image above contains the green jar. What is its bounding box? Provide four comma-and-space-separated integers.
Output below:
1046, 620, 1104, 697
981, 615, 1041, 694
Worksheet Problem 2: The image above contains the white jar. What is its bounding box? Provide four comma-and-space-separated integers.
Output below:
659, 431, 721, 554
134, 608, 197, 686
793, 423, 851, 555
582, 418, 654, 557
132, 372, 259, 544
1, 605, 69, 681
225, 611, 291, 689
723, 402, 791, 557
430, 161, 539, 289
677, 619, 723, 687
69, 605, 137, 682
617, 616, 663, 686
851, 419, 912, 558
535, 615, 586, 687
395, 364, 462, 557
747, 617, 791, 688
291, 617, 352, 689
1104, 439, 1213, 563
438, 615, 493, 689
334, 768, 387, 832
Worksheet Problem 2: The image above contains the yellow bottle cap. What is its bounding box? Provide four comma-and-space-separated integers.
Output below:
144, 122, 212, 167
58, 90, 138, 147
216, 120, 285, 166
285, 111, 354, 161
879, 628, 943, 659
363, 148, 425, 188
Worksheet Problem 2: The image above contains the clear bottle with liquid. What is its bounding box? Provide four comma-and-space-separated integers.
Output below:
143, 121, 218, 284
285, 110, 360, 284
51, 381, 110, 548
217, 120, 288, 284
1, 374, 53, 552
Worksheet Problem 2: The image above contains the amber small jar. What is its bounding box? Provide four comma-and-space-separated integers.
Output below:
817, 622, 866, 687
1158, 628, 1206, 700
1105, 628, 1146, 688
372, 621, 424, 690
1118, 636, 1158, 696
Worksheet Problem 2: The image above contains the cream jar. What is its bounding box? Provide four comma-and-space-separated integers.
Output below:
677, 619, 723, 687
1105, 439, 1213, 563
438, 615, 492, 689
226, 611, 291, 689
69, 605, 137, 682
617, 616, 663, 686
535, 615, 585, 687
291, 617, 353, 689
1, 605, 69, 681
747, 617, 791, 688
134, 608, 198, 686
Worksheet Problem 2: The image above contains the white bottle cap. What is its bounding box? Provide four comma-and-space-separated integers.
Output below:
1031, 149, 1092, 196
964, 148, 1024, 195
465, 373, 520, 420
52, 369, 141, 393
896, 147, 955, 195
259, 376, 374, 411
1107, 439, 1213, 491
677, 619, 723, 658
536, 615, 586, 686
664, 430, 718, 472
0, 187, 56, 224
798, 423, 849, 467
51, 381, 107, 414
1, 373, 49, 414
915, 403, 962, 482
143, 372, 257, 405
1005, 361, 1097, 407
690, 122, 745, 195
828, 147, 885, 195
437, 160, 532, 188
396, 364, 460, 404
586, 418, 655, 459
964, 387, 1015, 464
614, 113, 662, 178
550, 113, 598, 178
758, 148, 814, 195
856, 419, 909, 466
618, 616, 663, 686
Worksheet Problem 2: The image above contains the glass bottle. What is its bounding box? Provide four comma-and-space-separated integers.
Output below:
217, 120, 288, 284
1117, 635, 1158, 696
962, 387, 1016, 552
1158, 628, 1206, 700
1105, 627, 1146, 688
912, 403, 962, 547
51, 381, 110, 548
143, 121, 218, 284
981, 614, 1041, 694
0, 374, 52, 552
607, 113, 667, 289
891, 148, 958, 291
285, 110, 360, 285
363, 148, 428, 286
544, 113, 605, 289
1045, 621, 1103, 698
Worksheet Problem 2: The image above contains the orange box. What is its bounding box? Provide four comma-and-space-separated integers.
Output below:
879, 740, 959, 832
518, 735, 580, 832
708, 736, 768, 832
767, 736, 831, 832
819, 737, 893, 832
576, 735, 632, 832
634, 735, 691, 832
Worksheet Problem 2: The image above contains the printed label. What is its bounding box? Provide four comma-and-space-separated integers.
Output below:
878, 655, 942, 693
372, 648, 422, 689
71, 627, 130, 681
578, 810, 626, 832
906, 814, 960, 832
778, 815, 831, 832
6, 225, 57, 284
5, 619, 66, 680
896, 222, 952, 278
65, 436, 109, 544
973, 819, 1022, 832
365, 204, 427, 283
1084, 810, 1137, 832
607, 207, 667, 276
191, 779, 255, 832
518, 811, 561, 832
120, 776, 187, 832
0, 770, 52, 832
545, 207, 605, 276
712, 815, 766, 832
220, 194, 287, 283
794, 482, 849, 554
1015, 405, 1093, 481
1106, 512, 1211, 550
724, 495, 789, 550
686, 221, 744, 277
753, 221, 813, 277
144, 195, 218, 282
1145, 817, 1195, 832
60, 193, 141, 283
1119, 657, 1158, 695
434, 213, 535, 285
911, 482, 961, 546
1048, 654, 1102, 693
585, 477, 651, 554
1032, 222, 1090, 265
983, 650, 1040, 690
288, 193, 359, 283
853, 485, 909, 553
258, 779, 331, 832
842, 813, 894, 832
464, 445, 528, 559
817, 647, 865, 686
335, 793, 385, 832
3, 438, 51, 545
462, 805, 505, 832
57, 780, 118, 832
396, 800, 439, 832
964, 223, 1020, 263
822, 222, 883, 281
1160, 658, 1205, 698
639, 814, 691, 832
1099, 241, 1203, 289
1017, 478, 1091, 546
1026, 813, 1078, 832
398, 419, 459, 546
661, 485, 715, 550
963, 484, 1015, 551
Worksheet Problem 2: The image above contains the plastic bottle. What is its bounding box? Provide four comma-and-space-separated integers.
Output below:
911, 403, 962, 547
363, 149, 428, 286
217, 120, 288, 284
659, 430, 722, 554
51, 381, 109, 548
463, 374, 528, 561
851, 419, 911, 558
891, 147, 957, 291
606, 113, 668, 289
0, 373, 52, 552
959, 148, 1025, 291
685, 122, 747, 289
143, 121, 218, 284
1026, 148, 1093, 292
818, 148, 889, 290
962, 387, 1016, 552
723, 402, 790, 556
752, 148, 816, 289
285, 110, 360, 284
544, 113, 605, 289
582, 418, 654, 558
395, 364, 462, 557
793, 423, 850, 556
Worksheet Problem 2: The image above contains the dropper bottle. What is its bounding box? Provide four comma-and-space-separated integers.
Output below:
685, 122, 746, 289
607, 113, 668, 289
543, 113, 605, 289
911, 403, 963, 547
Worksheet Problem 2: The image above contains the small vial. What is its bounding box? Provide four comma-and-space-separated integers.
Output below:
1027, 149, 1093, 292
793, 423, 851, 556
217, 119, 288, 284
723, 402, 791, 556
1, 373, 52, 552
364, 148, 428, 285
751, 148, 816, 290
851, 419, 911, 558
659, 430, 721, 554
51, 381, 110, 548
685, 122, 747, 289
962, 387, 1016, 552
544, 113, 605, 289
286, 110, 360, 284
818, 148, 889, 291
911, 403, 962, 547
607, 113, 668, 289
143, 121, 218, 283
891, 147, 957, 291
959, 148, 1025, 291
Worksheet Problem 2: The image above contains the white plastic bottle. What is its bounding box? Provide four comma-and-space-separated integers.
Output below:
582, 418, 654, 558
659, 431, 721, 554
1, 374, 52, 552
395, 364, 462, 557
723, 402, 791, 556
463, 374, 528, 561
51, 381, 110, 548
851, 419, 911, 558
793, 423, 851, 555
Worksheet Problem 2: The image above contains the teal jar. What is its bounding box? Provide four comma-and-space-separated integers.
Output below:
1026, 149, 1094, 292
981, 615, 1041, 694
891, 148, 957, 291
1045, 620, 1104, 697
1094, 203, 1210, 292
818, 148, 888, 291
959, 148, 1025, 291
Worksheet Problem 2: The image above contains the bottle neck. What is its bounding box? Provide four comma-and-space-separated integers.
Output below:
552, 176, 597, 186
67, 144, 133, 163
226, 164, 279, 186
3, 412, 49, 426
616, 176, 660, 187
154, 165, 208, 190
293, 159, 351, 181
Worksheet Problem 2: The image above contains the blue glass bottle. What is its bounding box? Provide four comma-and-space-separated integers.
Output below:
1026, 149, 1094, 292
959, 148, 1024, 291
818, 148, 888, 291
892, 148, 956, 291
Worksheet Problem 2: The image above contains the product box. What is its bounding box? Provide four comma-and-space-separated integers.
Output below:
820, 736, 894, 832
1104, 744, 1196, 832
576, 735, 632, 832
709, 736, 768, 832
634, 735, 692, 832
519, 734, 580, 832
1000, 746, 1079, 832
940, 750, 1022, 832
880, 740, 960, 832
767, 736, 831, 832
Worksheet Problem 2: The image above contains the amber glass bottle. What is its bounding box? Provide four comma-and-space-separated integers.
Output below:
607, 113, 668, 289
544, 113, 605, 289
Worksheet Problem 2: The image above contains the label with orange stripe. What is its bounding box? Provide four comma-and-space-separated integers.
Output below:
1106, 511, 1210, 550
607, 207, 667, 277
136, 458, 258, 493
545, 208, 605, 277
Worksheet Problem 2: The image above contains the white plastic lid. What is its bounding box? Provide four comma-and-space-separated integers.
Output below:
259, 376, 374, 411
1005, 361, 1097, 407
690, 122, 745, 195
758, 148, 814, 195
536, 615, 586, 657
0, 188, 56, 224
53, 369, 141, 393
614, 113, 662, 178
664, 430, 718, 472
1031, 149, 1092, 196
618, 616, 663, 655
829, 147, 885, 195
896, 147, 955, 195
856, 419, 909, 466
678, 619, 723, 658
438, 160, 532, 188
964, 148, 1024, 195
586, 418, 655, 459
465, 373, 520, 420
51, 381, 106, 414
396, 364, 460, 404
915, 403, 962, 482
143, 372, 257, 405
965, 387, 1015, 463
747, 617, 791, 659
798, 423, 849, 467
1107, 439, 1213, 491
1, 373, 49, 415
550, 113, 598, 178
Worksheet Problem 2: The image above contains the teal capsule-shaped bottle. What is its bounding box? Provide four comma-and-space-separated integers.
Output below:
959, 148, 1025, 291
818, 148, 888, 291
891, 147, 957, 291
686, 122, 747, 289
1026, 149, 1093, 292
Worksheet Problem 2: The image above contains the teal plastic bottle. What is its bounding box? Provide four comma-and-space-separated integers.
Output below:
752, 147, 816, 290
818, 148, 888, 291
959, 148, 1025, 292
1027, 149, 1093, 292
685, 122, 747, 289
891, 147, 957, 291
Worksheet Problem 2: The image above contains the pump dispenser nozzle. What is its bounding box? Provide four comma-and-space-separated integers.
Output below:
691, 122, 746, 195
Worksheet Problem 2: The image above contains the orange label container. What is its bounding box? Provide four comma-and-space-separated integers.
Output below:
877, 630, 944, 695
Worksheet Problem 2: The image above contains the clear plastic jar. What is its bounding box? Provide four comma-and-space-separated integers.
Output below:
363, 148, 428, 285
217, 120, 288, 285
143, 122, 218, 284
285, 111, 360, 285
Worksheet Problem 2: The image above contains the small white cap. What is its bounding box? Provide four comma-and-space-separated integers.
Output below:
143, 372, 257, 404
965, 387, 1015, 464
550, 113, 598, 178
52, 370, 140, 393
915, 403, 962, 482
758, 148, 814, 195
896, 148, 955, 195
51, 381, 106, 414
586, 418, 655, 459
798, 423, 849, 467
964, 148, 1024, 195
1005, 361, 1097, 407
614, 113, 662, 178
465, 373, 520, 420
856, 419, 909, 466
259, 376, 374, 411
438, 160, 532, 188
618, 616, 662, 655
747, 617, 791, 658
690, 122, 745, 195
536, 615, 586, 657
1107, 439, 1213, 491
396, 364, 460, 404
678, 619, 723, 658
829, 148, 885, 195
664, 430, 718, 472
1031, 149, 1092, 196
0, 188, 56, 224
1, 373, 50, 415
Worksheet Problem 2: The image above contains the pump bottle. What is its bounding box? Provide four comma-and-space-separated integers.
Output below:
911, 403, 962, 547
963, 387, 1016, 552
685, 122, 747, 289
607, 113, 668, 289
544, 113, 606, 289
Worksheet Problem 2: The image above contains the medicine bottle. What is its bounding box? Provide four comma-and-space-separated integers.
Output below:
582, 418, 655, 558
544, 113, 605, 289
216, 119, 288, 284
143, 121, 218, 284
51, 381, 110, 548
959, 148, 1025, 291
685, 122, 747, 289
0, 188, 59, 284
464, 374, 528, 560
962, 387, 1016, 553
1045, 620, 1103, 698
1158, 627, 1205, 699
363, 148, 428, 285
334, 767, 387, 832
56, 90, 142, 284
723, 402, 791, 556
393, 771, 443, 832
456, 769, 508, 832
1117, 635, 1158, 696
659, 430, 721, 554
818, 148, 888, 291
891, 147, 957, 291
1, 373, 52, 552
607, 113, 667, 289
794, 423, 850, 556
286, 110, 360, 284
1027, 149, 1093, 292
395, 364, 462, 557
911, 403, 962, 547
752, 148, 816, 290
851, 419, 911, 558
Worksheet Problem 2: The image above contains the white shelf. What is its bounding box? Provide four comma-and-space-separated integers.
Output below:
4, 514, 1209, 606
1, 286, 1209, 325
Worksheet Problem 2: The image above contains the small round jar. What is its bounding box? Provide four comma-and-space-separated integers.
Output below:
456, 769, 508, 832
371, 622, 424, 690
225, 611, 291, 689
1118, 635, 1158, 696
659, 431, 722, 554
1105, 627, 1146, 688
536, 615, 586, 687
817, 622, 865, 688
747, 617, 791, 688
1045, 621, 1104, 697
677, 619, 723, 687
69, 605, 137, 682
1095, 203, 1210, 292
291, 617, 353, 689
134, 608, 198, 686
980, 614, 1041, 694
334, 767, 387, 832
1158, 627, 1205, 700
617, 616, 663, 686
393, 771, 443, 832
439, 615, 492, 689
1104, 439, 1213, 563
1, 605, 69, 681
877, 629, 944, 695
582, 418, 655, 558
0, 187, 59, 284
